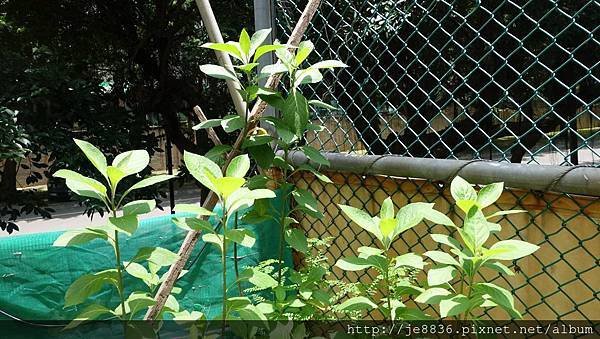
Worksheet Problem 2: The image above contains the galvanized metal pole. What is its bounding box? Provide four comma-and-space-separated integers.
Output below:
286, 151, 600, 197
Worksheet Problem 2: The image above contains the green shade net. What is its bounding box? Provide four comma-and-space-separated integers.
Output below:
0, 192, 291, 337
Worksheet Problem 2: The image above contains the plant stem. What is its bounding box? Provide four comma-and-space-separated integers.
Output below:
277, 147, 289, 286
221, 211, 228, 335
112, 210, 126, 319
233, 211, 242, 296
384, 251, 393, 319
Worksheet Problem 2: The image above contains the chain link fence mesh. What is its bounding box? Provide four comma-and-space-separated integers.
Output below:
272, 0, 599, 320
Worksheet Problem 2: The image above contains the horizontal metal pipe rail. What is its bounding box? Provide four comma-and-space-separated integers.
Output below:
286, 151, 600, 197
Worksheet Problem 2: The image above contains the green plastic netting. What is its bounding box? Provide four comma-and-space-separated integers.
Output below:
0, 192, 290, 337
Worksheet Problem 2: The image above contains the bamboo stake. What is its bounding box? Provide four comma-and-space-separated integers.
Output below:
194, 0, 246, 117
144, 0, 322, 320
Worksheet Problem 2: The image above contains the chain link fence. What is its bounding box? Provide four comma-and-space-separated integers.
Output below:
268, 0, 599, 321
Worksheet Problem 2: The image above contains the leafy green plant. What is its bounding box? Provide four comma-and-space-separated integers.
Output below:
335, 176, 539, 321
335, 197, 450, 320
414, 176, 539, 319
174, 152, 275, 329
52, 139, 190, 329
180, 28, 346, 335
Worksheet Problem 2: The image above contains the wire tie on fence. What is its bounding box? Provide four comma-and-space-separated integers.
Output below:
363, 155, 388, 175
445, 159, 488, 184
544, 165, 592, 193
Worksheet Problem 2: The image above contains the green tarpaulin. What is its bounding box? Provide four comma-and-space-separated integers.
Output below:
0, 193, 290, 337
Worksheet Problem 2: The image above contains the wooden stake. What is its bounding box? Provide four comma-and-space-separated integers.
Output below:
144, 0, 322, 320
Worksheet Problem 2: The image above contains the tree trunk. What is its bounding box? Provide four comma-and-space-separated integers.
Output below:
0, 160, 18, 203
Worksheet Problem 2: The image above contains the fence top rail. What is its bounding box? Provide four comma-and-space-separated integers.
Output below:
285, 151, 600, 197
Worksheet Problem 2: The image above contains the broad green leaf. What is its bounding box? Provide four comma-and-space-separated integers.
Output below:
64, 269, 119, 307
236, 63, 261, 74
107, 166, 126, 189
249, 29, 271, 57
241, 268, 278, 289
130, 247, 179, 273
282, 91, 309, 137
395, 202, 433, 236
415, 288, 451, 304
285, 228, 308, 253
295, 68, 323, 86
427, 265, 456, 286
184, 151, 222, 192
192, 118, 222, 130
456, 199, 479, 214
463, 207, 490, 249
293, 188, 323, 219
310, 60, 348, 69
294, 41, 314, 65
226, 154, 250, 178
423, 208, 456, 227
379, 218, 396, 239
238, 304, 268, 323
225, 229, 256, 248
73, 138, 107, 178
214, 177, 245, 198
171, 310, 205, 322
239, 28, 251, 57
486, 210, 527, 219
108, 215, 138, 236
424, 251, 460, 266
172, 217, 214, 233
473, 283, 521, 318
201, 42, 243, 61
205, 144, 232, 164
124, 262, 157, 287
450, 176, 477, 203
338, 204, 380, 239
53, 228, 108, 247
335, 256, 373, 271
295, 164, 333, 183
483, 261, 515, 276
200, 64, 238, 81
123, 200, 155, 216
430, 234, 462, 251
247, 144, 275, 169
259, 63, 288, 78
116, 292, 156, 317
202, 233, 224, 252
380, 197, 395, 219
242, 134, 272, 148
275, 47, 294, 69
301, 145, 329, 166
486, 240, 539, 260
64, 304, 113, 330
439, 294, 477, 318
226, 188, 275, 214
173, 204, 214, 217
357, 246, 384, 258
125, 174, 175, 194
221, 115, 244, 133
254, 44, 285, 62
53, 169, 107, 201
112, 150, 149, 177
395, 253, 425, 269
337, 296, 377, 312
477, 182, 504, 208
394, 307, 432, 320
308, 100, 337, 111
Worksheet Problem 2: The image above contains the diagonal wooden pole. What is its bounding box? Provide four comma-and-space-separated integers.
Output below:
144, 0, 322, 320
